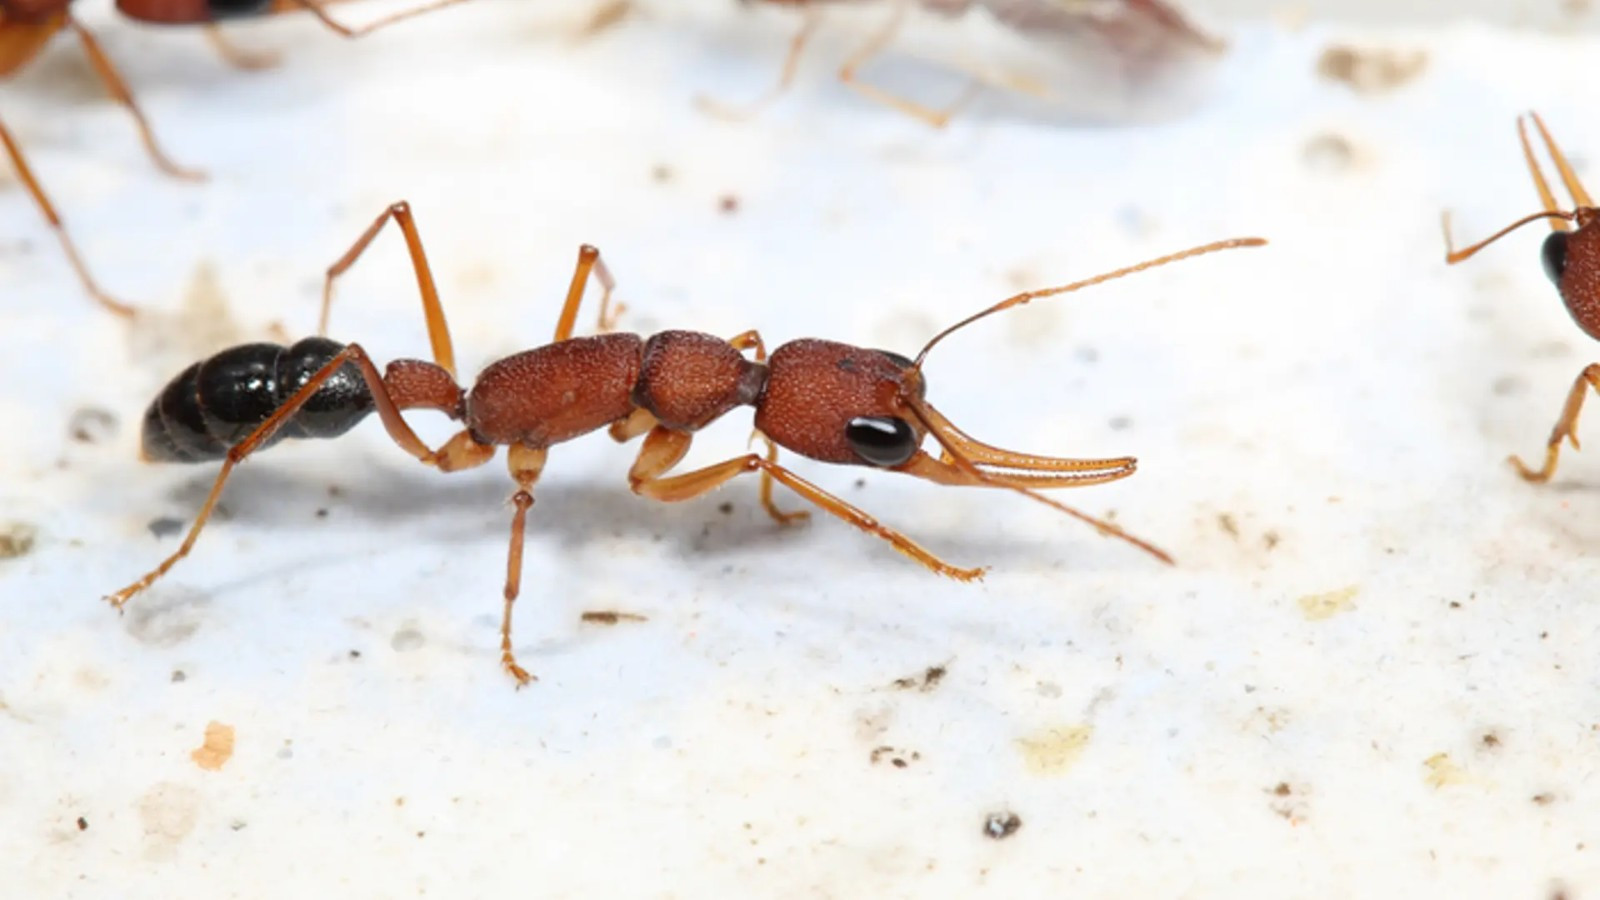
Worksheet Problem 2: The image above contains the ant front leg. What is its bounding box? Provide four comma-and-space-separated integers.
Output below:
287, 0, 475, 39
626, 426, 985, 580
725, 329, 804, 524
66, 16, 205, 181
321, 201, 459, 378
1510, 363, 1600, 483
0, 115, 136, 317
105, 343, 493, 610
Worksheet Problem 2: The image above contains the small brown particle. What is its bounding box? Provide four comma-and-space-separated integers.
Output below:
1273, 782, 1291, 796
1316, 44, 1428, 94
190, 721, 236, 772
1481, 732, 1501, 749
68, 407, 118, 444
1217, 513, 1240, 538
581, 611, 649, 625
0, 522, 37, 560
983, 811, 1022, 840
1533, 793, 1556, 806
718, 195, 740, 214
718, 502, 734, 515
170, 670, 186, 683
76, 816, 88, 831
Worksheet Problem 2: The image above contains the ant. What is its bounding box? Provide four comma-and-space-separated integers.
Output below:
712, 0, 1222, 126
1442, 112, 1600, 483
1, 0, 471, 317
105, 200, 1265, 685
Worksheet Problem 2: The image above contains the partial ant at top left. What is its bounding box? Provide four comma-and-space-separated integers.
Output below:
1, 0, 473, 317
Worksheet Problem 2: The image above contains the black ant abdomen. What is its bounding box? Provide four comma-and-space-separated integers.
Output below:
141, 337, 375, 462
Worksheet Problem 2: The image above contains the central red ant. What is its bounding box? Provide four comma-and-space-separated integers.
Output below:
1442, 112, 1600, 483
1, 0, 471, 317
105, 201, 1264, 685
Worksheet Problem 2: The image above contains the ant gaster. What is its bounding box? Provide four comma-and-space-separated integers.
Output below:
1443, 112, 1600, 483
106, 201, 1265, 685
0, 0, 470, 316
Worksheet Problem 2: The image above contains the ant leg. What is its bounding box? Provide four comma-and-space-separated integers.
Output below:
0, 115, 136, 317
321, 201, 458, 379
551, 244, 622, 342
499, 444, 549, 687
1510, 363, 1600, 483
202, 24, 282, 71
609, 408, 657, 443
755, 434, 810, 525
1528, 111, 1595, 209
695, 8, 821, 120
836, 0, 980, 128
627, 426, 985, 580
726, 329, 802, 522
65, 16, 205, 181
287, 0, 475, 39
105, 343, 492, 610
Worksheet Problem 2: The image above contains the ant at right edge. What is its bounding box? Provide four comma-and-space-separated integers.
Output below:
1444, 112, 1600, 484
107, 201, 1265, 686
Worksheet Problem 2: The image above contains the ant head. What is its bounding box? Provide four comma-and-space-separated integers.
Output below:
755, 340, 929, 468
758, 238, 1263, 519
115, 0, 272, 24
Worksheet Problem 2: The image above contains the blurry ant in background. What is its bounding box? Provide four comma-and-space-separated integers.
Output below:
708, 0, 1223, 126
1, 0, 472, 317
1443, 112, 1600, 483
106, 200, 1263, 685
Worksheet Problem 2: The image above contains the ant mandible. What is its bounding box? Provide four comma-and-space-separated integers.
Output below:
105, 201, 1265, 685
1443, 112, 1600, 483
1, 0, 471, 317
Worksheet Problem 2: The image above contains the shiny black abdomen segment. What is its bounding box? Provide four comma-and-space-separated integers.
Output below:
141, 338, 375, 463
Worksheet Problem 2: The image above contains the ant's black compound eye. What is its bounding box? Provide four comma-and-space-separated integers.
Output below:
875, 349, 915, 370
1542, 230, 1570, 286
845, 416, 918, 467
209, 0, 272, 17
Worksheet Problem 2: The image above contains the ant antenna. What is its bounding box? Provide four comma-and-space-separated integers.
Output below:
911, 237, 1268, 368
1441, 210, 1575, 264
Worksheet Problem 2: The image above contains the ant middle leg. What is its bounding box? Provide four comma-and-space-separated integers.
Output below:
552, 244, 622, 342
66, 16, 205, 181
1510, 363, 1600, 483
106, 343, 492, 610
0, 114, 136, 317
320, 200, 458, 378
695, 7, 821, 121
626, 426, 985, 580
835, 0, 981, 128
499, 444, 549, 686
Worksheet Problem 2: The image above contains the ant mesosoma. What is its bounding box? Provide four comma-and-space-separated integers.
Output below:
1, 0, 471, 317
1443, 112, 1600, 483
106, 201, 1265, 685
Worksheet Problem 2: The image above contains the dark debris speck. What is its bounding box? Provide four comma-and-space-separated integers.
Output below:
983, 811, 1022, 840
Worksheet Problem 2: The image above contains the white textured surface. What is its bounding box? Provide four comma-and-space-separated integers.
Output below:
3, 2, 1600, 897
